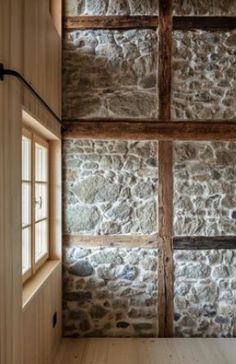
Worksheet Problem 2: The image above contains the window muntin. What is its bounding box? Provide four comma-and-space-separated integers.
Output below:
22, 128, 49, 282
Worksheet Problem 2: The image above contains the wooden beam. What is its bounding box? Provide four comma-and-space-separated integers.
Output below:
158, 142, 174, 338
63, 234, 159, 248
64, 16, 159, 30
158, 2, 172, 121
174, 236, 236, 250
63, 121, 236, 141
64, 15, 236, 31
173, 16, 236, 31
158, 0, 174, 338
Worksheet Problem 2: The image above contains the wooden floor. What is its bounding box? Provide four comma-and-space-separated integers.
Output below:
54, 338, 236, 364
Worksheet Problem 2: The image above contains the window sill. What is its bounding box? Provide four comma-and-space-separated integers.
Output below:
22, 260, 61, 310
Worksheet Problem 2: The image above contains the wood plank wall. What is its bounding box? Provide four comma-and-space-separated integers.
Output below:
62, 0, 236, 338
0, 1, 23, 363
0, 1, 62, 364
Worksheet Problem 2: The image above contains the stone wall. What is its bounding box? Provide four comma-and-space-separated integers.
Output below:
63, 246, 158, 337
173, 0, 236, 15
174, 141, 236, 236
174, 249, 236, 337
63, 30, 158, 119
172, 30, 236, 120
64, 0, 158, 15
63, 140, 158, 235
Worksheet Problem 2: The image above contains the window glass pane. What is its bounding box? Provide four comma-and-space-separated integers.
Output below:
35, 183, 48, 221
35, 143, 48, 182
35, 220, 48, 262
22, 182, 31, 227
22, 227, 31, 274
22, 135, 31, 181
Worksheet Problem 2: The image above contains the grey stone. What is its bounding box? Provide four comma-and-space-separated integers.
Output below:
90, 305, 108, 319
90, 250, 123, 265
65, 206, 101, 232
175, 263, 211, 279
69, 260, 94, 277
106, 203, 132, 222
133, 181, 154, 199
212, 266, 230, 279
117, 265, 137, 281
64, 291, 92, 303
133, 323, 153, 331
73, 176, 121, 204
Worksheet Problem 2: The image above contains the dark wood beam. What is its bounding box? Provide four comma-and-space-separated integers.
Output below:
173, 16, 236, 31
174, 236, 236, 250
158, 142, 174, 338
62, 121, 236, 141
64, 16, 159, 30
158, 3, 172, 121
64, 15, 236, 31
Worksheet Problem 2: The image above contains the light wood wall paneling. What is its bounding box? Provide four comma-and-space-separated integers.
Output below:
23, 263, 62, 364
0, 0, 23, 363
23, 0, 61, 131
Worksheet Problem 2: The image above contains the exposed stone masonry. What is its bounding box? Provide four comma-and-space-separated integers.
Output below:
63, 246, 158, 337
174, 249, 236, 337
64, 0, 158, 15
174, 141, 236, 236
63, 30, 158, 119
63, 140, 158, 235
173, 0, 236, 15
172, 30, 236, 120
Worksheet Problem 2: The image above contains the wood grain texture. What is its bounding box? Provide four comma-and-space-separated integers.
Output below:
64, 234, 159, 248
23, 0, 61, 132
23, 262, 62, 364
0, 0, 23, 363
158, 142, 174, 337
63, 121, 236, 141
174, 236, 236, 250
54, 338, 236, 364
64, 15, 236, 31
158, 0, 172, 121
64, 16, 158, 30
173, 16, 236, 31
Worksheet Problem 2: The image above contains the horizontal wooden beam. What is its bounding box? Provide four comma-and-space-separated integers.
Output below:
64, 16, 236, 31
173, 16, 236, 31
63, 121, 236, 141
174, 236, 236, 250
63, 234, 159, 248
64, 16, 158, 30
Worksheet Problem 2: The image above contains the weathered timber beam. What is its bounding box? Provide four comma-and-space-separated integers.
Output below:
64, 16, 159, 30
62, 121, 236, 141
63, 234, 159, 248
64, 16, 236, 31
173, 16, 236, 31
174, 236, 236, 250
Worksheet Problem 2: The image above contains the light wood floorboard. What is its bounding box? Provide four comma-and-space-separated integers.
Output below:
54, 338, 236, 364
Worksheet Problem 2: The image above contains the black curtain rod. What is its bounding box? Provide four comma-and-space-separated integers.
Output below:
0, 63, 62, 125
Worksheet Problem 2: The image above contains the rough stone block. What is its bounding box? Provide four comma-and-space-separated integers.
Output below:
63, 30, 158, 119
172, 31, 236, 120
63, 140, 158, 235
174, 141, 236, 236
63, 247, 158, 337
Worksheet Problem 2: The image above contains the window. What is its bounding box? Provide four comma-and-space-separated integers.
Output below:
49, 0, 61, 36
22, 128, 49, 282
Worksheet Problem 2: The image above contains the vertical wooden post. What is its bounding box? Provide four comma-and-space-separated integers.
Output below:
158, 0, 174, 337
